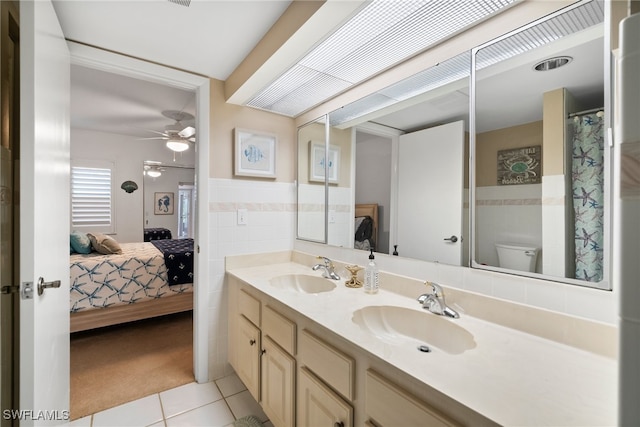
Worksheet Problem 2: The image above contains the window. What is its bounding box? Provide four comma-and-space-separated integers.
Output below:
177, 184, 195, 238
71, 160, 115, 233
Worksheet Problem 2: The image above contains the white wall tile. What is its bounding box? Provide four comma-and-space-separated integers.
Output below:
207, 178, 296, 381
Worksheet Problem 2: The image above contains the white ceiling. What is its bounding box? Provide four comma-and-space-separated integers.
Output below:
53, 0, 291, 79
53, 0, 292, 138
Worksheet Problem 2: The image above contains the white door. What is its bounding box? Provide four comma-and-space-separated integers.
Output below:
19, 0, 70, 423
396, 121, 464, 265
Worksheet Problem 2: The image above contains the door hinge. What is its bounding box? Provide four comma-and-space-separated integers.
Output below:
1, 285, 19, 294
1, 283, 33, 299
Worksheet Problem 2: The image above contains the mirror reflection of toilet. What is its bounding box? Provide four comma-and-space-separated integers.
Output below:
495, 242, 539, 272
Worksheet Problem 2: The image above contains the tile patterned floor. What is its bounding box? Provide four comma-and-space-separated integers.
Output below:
67, 373, 271, 427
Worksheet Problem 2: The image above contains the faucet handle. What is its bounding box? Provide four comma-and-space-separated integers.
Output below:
316, 255, 333, 267
425, 281, 443, 296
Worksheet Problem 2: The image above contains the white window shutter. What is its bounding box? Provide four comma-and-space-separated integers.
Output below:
71, 164, 114, 232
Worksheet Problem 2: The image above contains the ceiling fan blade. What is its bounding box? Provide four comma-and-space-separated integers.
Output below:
144, 129, 170, 137
137, 136, 168, 140
188, 137, 196, 143
179, 126, 196, 138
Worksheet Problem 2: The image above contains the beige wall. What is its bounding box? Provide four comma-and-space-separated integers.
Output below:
476, 121, 543, 187
329, 125, 352, 188
210, 78, 296, 182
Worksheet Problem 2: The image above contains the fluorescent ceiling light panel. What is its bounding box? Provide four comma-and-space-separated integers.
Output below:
247, 0, 517, 116
476, 0, 604, 68
331, 0, 604, 127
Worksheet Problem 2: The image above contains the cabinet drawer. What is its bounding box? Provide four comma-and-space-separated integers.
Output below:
365, 370, 459, 427
239, 289, 260, 326
262, 305, 296, 355
300, 329, 355, 401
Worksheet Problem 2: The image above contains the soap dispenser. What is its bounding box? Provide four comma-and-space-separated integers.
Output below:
364, 249, 379, 294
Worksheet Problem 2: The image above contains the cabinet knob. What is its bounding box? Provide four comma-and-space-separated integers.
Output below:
261, 349, 266, 355
334, 422, 344, 427
249, 339, 256, 346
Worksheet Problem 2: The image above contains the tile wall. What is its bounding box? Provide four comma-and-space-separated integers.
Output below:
208, 179, 296, 379
474, 183, 542, 270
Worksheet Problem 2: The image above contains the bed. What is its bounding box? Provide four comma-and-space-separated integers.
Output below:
355, 203, 379, 251
69, 239, 194, 332
144, 227, 172, 242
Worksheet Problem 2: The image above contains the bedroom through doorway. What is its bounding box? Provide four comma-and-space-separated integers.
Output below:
68, 60, 201, 420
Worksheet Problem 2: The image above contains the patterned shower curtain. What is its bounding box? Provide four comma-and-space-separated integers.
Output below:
570, 111, 604, 282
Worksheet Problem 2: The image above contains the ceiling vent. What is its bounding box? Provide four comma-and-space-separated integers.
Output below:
168, 0, 191, 7
533, 56, 573, 71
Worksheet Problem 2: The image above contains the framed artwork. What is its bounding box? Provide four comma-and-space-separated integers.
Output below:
309, 141, 340, 184
154, 192, 174, 215
234, 128, 277, 178
497, 145, 541, 185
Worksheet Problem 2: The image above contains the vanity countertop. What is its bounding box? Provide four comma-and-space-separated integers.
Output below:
226, 260, 617, 427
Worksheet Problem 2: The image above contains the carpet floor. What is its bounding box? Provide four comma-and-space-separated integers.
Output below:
70, 311, 194, 420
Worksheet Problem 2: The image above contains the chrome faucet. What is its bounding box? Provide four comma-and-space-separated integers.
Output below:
417, 282, 459, 318
312, 256, 340, 280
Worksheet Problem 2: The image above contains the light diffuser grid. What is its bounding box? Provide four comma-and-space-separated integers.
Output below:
331, 0, 604, 127
475, 0, 604, 69
246, 0, 516, 116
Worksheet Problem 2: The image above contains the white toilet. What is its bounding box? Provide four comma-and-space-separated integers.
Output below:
494, 242, 539, 272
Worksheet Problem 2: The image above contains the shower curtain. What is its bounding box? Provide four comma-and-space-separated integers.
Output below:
570, 111, 604, 282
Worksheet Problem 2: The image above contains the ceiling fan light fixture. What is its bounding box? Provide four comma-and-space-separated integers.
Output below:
147, 169, 162, 178
166, 139, 189, 152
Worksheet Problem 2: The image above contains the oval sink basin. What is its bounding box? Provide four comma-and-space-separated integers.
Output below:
269, 274, 336, 294
352, 305, 476, 354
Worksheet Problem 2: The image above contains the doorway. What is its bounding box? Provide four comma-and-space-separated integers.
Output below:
68, 65, 200, 417
66, 43, 210, 414
0, 1, 20, 422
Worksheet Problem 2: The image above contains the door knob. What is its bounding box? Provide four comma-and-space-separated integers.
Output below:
444, 235, 458, 243
37, 277, 61, 296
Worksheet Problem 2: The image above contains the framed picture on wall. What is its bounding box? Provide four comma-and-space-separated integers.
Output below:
154, 192, 174, 215
497, 145, 541, 185
309, 141, 340, 184
234, 128, 277, 178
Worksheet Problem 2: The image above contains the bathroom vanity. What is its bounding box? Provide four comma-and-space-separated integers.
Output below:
226, 251, 616, 427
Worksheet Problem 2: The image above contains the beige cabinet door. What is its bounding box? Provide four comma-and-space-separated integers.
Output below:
261, 336, 295, 427
236, 315, 261, 401
366, 370, 459, 427
298, 367, 353, 427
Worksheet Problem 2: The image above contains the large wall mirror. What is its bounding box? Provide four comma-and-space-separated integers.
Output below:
143, 161, 195, 240
470, 0, 611, 290
297, 50, 472, 266
296, 0, 612, 290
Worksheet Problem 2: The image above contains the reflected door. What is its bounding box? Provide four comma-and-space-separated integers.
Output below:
396, 121, 464, 265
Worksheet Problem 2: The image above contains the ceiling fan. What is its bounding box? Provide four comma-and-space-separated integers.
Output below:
142, 110, 196, 152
